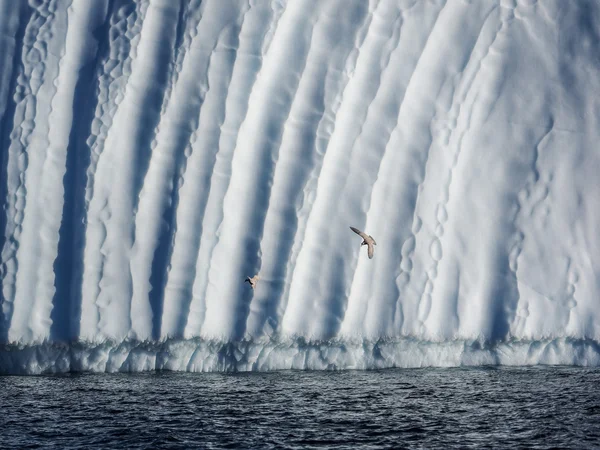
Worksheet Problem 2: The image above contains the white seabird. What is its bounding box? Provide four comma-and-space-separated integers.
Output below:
350, 226, 376, 259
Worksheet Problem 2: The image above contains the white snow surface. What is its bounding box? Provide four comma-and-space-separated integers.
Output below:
0, 0, 600, 372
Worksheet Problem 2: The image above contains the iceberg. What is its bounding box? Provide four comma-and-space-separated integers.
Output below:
0, 0, 599, 373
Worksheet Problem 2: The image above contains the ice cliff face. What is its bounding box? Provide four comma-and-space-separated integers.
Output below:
0, 0, 599, 367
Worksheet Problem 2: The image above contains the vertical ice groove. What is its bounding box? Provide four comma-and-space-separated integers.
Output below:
507, 125, 553, 341
340, 0, 447, 340
281, 0, 408, 339
50, 0, 113, 342
200, 0, 319, 340
425, 2, 516, 342
423, 3, 502, 341
489, 123, 554, 341
157, 0, 249, 339
244, 0, 370, 338
129, 0, 192, 341
361, 0, 496, 342
84, 0, 175, 341
272, 0, 375, 333
563, 194, 600, 341
501, 0, 600, 341
181, 0, 281, 339
567, 26, 600, 337
0, 1, 29, 341
5, 1, 68, 342
28, 0, 108, 342
80, 0, 148, 341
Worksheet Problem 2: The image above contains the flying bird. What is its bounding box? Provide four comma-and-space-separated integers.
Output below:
350, 226, 376, 259
244, 274, 259, 289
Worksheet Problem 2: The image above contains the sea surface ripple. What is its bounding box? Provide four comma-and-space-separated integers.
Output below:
1, 367, 599, 448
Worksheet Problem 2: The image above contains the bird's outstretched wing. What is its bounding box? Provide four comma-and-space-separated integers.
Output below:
350, 226, 369, 240
367, 243, 374, 259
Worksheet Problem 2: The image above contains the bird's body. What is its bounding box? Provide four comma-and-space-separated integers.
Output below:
245, 274, 259, 289
350, 226, 376, 259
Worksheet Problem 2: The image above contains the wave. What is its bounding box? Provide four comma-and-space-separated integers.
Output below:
1, 337, 599, 375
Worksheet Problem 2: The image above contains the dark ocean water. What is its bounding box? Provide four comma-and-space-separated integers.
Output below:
1, 367, 599, 449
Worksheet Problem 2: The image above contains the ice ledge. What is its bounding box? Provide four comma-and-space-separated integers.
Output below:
1, 337, 599, 375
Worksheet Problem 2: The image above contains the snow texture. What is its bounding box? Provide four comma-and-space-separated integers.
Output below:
0, 0, 599, 372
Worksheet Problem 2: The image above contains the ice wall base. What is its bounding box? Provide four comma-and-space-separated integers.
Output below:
1, 337, 599, 375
